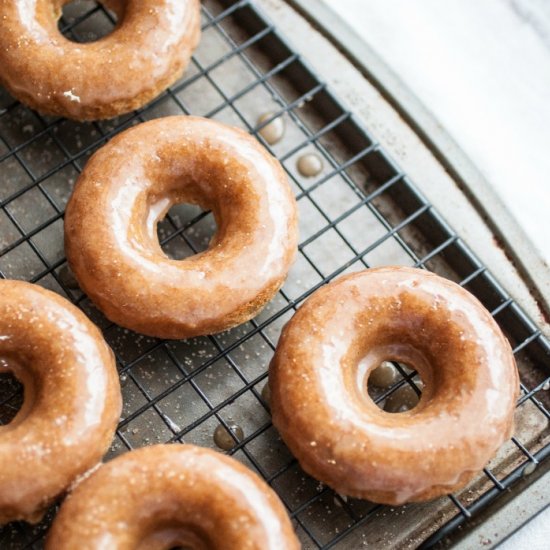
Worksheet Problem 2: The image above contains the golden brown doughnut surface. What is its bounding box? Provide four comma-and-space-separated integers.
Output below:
0, 280, 121, 524
269, 267, 519, 504
65, 116, 299, 339
46, 444, 300, 550
0, 0, 201, 120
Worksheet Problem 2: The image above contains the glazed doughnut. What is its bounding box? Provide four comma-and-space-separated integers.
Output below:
269, 267, 519, 504
0, 0, 200, 120
0, 280, 121, 524
46, 444, 300, 549
65, 116, 298, 339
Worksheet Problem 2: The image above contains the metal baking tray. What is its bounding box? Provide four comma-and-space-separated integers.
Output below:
0, 1, 549, 548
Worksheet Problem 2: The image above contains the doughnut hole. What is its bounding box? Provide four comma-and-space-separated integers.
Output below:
0, 361, 25, 425
58, 0, 120, 43
157, 204, 218, 260
360, 353, 426, 414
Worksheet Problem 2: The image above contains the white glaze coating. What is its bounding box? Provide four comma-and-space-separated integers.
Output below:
269, 267, 519, 504
0, 280, 121, 523
0, 0, 201, 120
46, 445, 300, 550
64, 116, 298, 339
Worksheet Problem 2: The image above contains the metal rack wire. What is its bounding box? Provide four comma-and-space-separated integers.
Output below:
0, 0, 549, 548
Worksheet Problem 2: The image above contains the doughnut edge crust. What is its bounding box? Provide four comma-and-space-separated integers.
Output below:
46, 444, 300, 550
0, 280, 122, 524
0, 0, 201, 120
64, 116, 299, 339
269, 267, 519, 504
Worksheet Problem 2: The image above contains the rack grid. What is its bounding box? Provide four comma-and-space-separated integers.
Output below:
0, 1, 549, 548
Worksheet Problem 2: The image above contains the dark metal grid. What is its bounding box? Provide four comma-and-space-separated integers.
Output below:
0, 0, 548, 548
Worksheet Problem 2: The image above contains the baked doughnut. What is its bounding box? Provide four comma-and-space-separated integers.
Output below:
0, 280, 121, 524
0, 0, 201, 120
269, 267, 518, 504
65, 116, 298, 339
46, 444, 300, 549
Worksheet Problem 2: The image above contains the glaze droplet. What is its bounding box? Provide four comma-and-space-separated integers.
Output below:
257, 112, 284, 145
384, 382, 423, 413
213, 423, 244, 451
369, 361, 398, 388
59, 264, 79, 290
297, 153, 323, 177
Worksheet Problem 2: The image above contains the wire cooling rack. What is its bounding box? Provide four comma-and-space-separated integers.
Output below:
0, 0, 549, 548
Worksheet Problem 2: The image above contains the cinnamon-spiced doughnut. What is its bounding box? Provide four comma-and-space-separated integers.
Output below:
0, 0, 200, 120
46, 444, 300, 549
269, 267, 519, 504
0, 280, 121, 524
65, 116, 298, 339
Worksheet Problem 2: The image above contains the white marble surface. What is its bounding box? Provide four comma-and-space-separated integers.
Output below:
323, 0, 550, 264
500, 503, 549, 549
